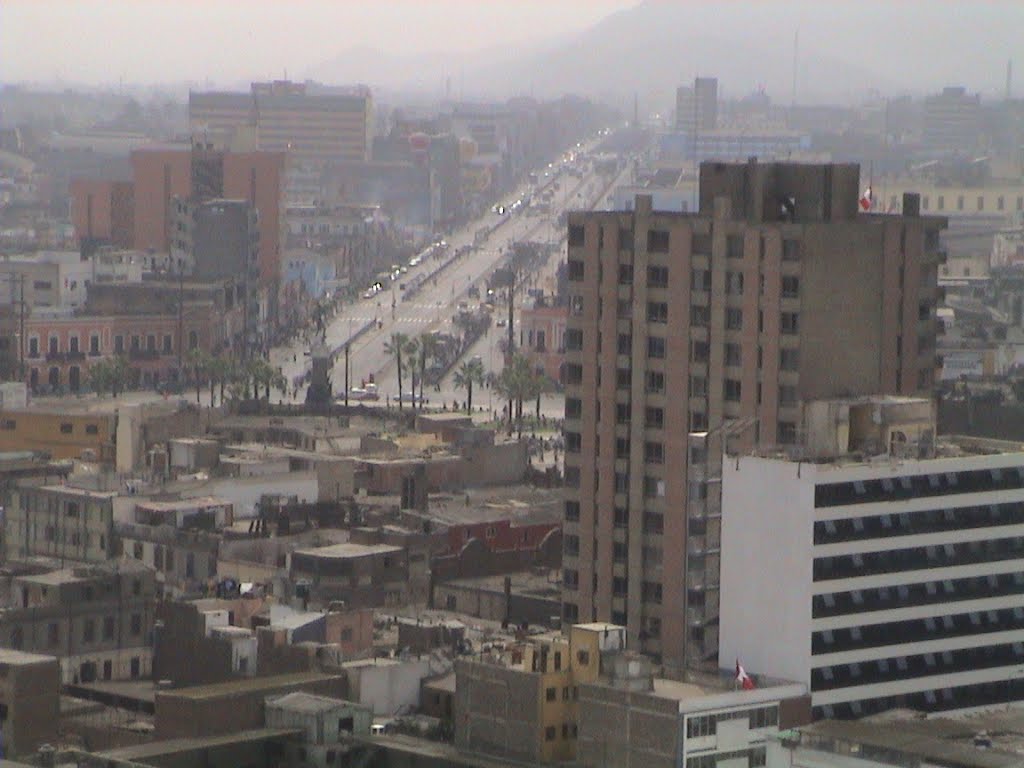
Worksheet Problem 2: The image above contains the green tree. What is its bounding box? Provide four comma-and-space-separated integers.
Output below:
495, 353, 533, 438
453, 358, 485, 415
206, 355, 234, 406
89, 356, 131, 398
383, 332, 410, 410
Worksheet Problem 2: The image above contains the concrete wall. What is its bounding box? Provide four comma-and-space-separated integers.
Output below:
719, 457, 816, 687
433, 581, 560, 627
577, 684, 679, 768
454, 658, 541, 763
345, 657, 434, 716
0, 653, 60, 759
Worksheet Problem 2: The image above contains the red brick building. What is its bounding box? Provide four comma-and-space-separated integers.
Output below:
69, 179, 134, 249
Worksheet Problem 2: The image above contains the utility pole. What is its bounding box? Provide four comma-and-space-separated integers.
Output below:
344, 344, 350, 408
176, 262, 184, 377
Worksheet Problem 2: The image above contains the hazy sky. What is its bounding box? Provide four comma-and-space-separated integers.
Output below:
0, 0, 636, 85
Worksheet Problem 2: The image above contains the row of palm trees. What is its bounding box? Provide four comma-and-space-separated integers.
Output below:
87, 351, 285, 406
449, 353, 551, 437
185, 350, 287, 406
382, 332, 441, 410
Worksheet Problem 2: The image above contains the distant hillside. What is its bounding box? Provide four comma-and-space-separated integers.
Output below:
308, 1, 1022, 108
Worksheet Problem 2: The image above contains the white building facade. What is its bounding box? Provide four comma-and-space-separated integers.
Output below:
720, 447, 1024, 719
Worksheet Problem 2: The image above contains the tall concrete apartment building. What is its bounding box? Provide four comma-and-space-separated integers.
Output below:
675, 77, 718, 135
561, 160, 947, 675
189, 80, 373, 166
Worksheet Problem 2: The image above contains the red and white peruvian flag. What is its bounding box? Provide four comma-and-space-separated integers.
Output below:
736, 659, 756, 690
859, 186, 873, 211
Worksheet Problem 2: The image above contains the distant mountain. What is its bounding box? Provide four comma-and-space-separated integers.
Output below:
308, 0, 1022, 108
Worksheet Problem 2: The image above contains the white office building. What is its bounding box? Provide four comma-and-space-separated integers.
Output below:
720, 396, 1024, 719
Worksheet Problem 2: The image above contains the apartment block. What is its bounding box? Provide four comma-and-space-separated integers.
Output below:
721, 397, 1024, 718
189, 80, 373, 166
4, 484, 116, 562
0, 560, 156, 684
562, 161, 947, 674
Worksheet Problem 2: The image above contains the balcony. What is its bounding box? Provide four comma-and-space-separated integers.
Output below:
129, 349, 161, 361
65, 351, 85, 362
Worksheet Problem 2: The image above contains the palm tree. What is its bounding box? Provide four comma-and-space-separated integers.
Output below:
383, 332, 409, 409
453, 358, 485, 415
496, 353, 533, 438
206, 355, 233, 406
418, 332, 439, 405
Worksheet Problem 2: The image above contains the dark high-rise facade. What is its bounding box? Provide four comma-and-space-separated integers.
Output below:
561, 160, 947, 674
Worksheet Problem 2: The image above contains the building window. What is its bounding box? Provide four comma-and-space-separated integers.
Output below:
616, 368, 632, 389
642, 581, 663, 604
85, 424, 98, 435
545, 726, 556, 741
690, 375, 707, 396
726, 271, 744, 295
0, 419, 15, 430
188, 330, 198, 350
726, 235, 744, 259
690, 341, 709, 363
645, 406, 664, 429
563, 569, 579, 589
567, 259, 584, 281
780, 348, 800, 371
690, 305, 709, 327
565, 501, 580, 522
724, 379, 742, 401
648, 302, 668, 323
614, 472, 630, 493
47, 622, 59, 648
782, 239, 801, 261
726, 308, 743, 330
617, 333, 632, 355
616, 402, 631, 424
725, 343, 742, 366
565, 432, 582, 453
645, 441, 664, 464
647, 230, 670, 253
648, 265, 668, 288
546, 687, 556, 702
781, 312, 800, 334
103, 616, 115, 640
978, 196, 985, 211
60, 423, 73, 434
937, 195, 945, 210
114, 335, 124, 354
564, 535, 579, 556
83, 618, 95, 643
998, 196, 1005, 211
618, 264, 634, 285
691, 411, 708, 430
647, 336, 666, 359
922, 196, 930, 210
613, 541, 628, 563
28, 337, 39, 358
163, 334, 173, 354
613, 576, 628, 596
49, 336, 59, 355
568, 225, 585, 247
130, 613, 142, 636
957, 195, 964, 211
778, 421, 797, 443
643, 511, 664, 534
645, 371, 664, 393
781, 275, 800, 297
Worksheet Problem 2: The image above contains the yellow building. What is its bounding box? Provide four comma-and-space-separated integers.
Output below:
455, 623, 626, 763
876, 179, 1024, 218
0, 409, 116, 462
